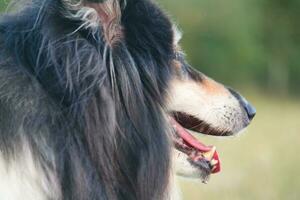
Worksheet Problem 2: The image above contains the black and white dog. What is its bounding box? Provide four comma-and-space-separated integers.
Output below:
0, 0, 255, 199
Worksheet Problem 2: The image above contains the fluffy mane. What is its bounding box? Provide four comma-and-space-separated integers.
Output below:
0, 0, 174, 199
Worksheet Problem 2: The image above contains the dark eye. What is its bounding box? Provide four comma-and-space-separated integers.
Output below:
173, 51, 184, 61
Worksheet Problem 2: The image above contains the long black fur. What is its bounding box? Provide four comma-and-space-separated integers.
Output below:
0, 0, 174, 199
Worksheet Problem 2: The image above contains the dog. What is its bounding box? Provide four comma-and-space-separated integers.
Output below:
0, 0, 255, 199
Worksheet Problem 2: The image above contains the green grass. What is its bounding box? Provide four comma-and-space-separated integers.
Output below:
178, 92, 300, 200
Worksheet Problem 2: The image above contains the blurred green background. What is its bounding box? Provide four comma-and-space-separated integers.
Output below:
158, 0, 300, 96
1, 0, 299, 199
155, 0, 300, 199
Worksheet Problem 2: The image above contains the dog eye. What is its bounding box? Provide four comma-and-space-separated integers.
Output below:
173, 51, 184, 61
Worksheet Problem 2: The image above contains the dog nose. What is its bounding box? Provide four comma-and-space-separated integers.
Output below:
228, 88, 256, 120
242, 100, 256, 120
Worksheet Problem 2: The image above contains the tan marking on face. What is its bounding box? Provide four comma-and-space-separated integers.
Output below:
167, 76, 248, 134
201, 77, 230, 96
172, 59, 182, 70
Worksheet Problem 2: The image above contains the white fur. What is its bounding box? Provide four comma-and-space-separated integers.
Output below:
173, 149, 203, 179
172, 25, 182, 46
168, 78, 249, 134
62, 0, 101, 33
0, 135, 59, 200
167, 76, 250, 182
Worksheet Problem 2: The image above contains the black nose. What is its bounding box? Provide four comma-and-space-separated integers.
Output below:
242, 100, 256, 120
228, 88, 256, 120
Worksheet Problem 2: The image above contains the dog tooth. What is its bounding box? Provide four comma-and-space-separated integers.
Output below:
202, 146, 216, 160
210, 159, 218, 166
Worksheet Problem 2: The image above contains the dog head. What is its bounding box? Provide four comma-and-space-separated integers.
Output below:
167, 28, 256, 182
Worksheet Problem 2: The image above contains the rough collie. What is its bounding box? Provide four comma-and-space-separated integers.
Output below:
0, 0, 255, 199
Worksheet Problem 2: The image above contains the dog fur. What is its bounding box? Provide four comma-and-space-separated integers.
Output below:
0, 0, 255, 199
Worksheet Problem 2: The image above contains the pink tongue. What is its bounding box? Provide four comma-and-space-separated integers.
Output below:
171, 117, 221, 174
170, 117, 212, 152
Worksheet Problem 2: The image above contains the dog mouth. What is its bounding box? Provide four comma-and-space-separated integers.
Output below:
170, 112, 227, 182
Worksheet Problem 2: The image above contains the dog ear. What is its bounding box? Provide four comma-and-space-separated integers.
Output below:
63, 0, 123, 45
84, 0, 123, 45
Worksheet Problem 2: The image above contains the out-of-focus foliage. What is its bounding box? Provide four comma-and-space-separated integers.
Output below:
0, 1, 6, 11
158, 0, 300, 96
